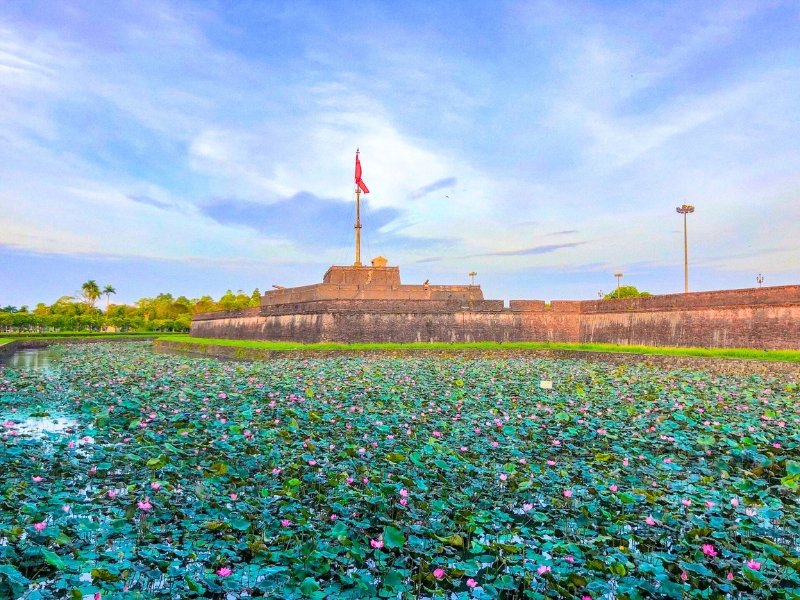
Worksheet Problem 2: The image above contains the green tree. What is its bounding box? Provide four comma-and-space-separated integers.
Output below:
102, 285, 117, 311
80, 280, 102, 308
250, 288, 261, 306
604, 285, 652, 299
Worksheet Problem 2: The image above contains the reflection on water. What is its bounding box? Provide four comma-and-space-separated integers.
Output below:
1, 414, 82, 437
1, 347, 62, 371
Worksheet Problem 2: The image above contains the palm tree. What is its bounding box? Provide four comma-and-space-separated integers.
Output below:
102, 285, 117, 312
80, 280, 101, 308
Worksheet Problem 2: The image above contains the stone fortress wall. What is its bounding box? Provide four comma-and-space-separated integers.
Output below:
191, 283, 800, 350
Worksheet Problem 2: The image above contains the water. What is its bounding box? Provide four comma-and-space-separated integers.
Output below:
0, 346, 62, 371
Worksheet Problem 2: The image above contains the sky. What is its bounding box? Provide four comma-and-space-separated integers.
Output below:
1, 0, 799, 307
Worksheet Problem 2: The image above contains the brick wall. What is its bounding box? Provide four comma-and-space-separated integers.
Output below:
190, 285, 800, 349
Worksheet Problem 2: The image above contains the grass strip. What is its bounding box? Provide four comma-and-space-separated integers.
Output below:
0, 332, 181, 339
160, 335, 800, 362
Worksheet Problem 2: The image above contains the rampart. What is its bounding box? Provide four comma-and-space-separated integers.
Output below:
190, 284, 800, 349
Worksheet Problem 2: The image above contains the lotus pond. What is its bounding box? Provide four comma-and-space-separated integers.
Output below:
1, 343, 799, 599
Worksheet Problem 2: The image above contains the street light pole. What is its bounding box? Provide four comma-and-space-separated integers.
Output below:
469, 271, 477, 286
676, 204, 695, 293
757, 273, 764, 288
614, 273, 623, 298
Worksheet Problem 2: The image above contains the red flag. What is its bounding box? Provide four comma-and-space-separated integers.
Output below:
355, 152, 369, 194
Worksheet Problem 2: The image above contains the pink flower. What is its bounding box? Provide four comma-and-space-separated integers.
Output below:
730, 497, 739, 507
272, 468, 281, 474
137, 500, 152, 511
94, 593, 102, 600
622, 458, 629, 466
150, 482, 161, 490
400, 498, 408, 506
433, 568, 445, 579
564, 556, 575, 563
609, 485, 618, 492
563, 489, 573, 498
330, 514, 337, 520
230, 493, 238, 500
645, 516, 656, 526
61, 505, 70, 512
682, 498, 692, 507
746, 508, 757, 517
33, 522, 46, 531
523, 503, 533, 512
727, 572, 734, 580
702, 544, 717, 557
281, 519, 291, 527
308, 460, 317, 466
433, 431, 441, 437
705, 501, 715, 508
466, 578, 477, 588
582, 596, 592, 600
681, 571, 688, 581
370, 538, 384, 549
216, 567, 232, 577
399, 489, 409, 497
499, 473, 508, 481
746, 559, 762, 571
547, 460, 556, 466
460, 446, 468, 452
32, 476, 43, 482
108, 490, 117, 498
537, 565, 551, 575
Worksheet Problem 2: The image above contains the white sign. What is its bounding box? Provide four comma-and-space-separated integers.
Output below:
540, 381, 553, 389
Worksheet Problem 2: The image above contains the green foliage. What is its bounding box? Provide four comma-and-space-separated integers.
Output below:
0, 288, 262, 334
0, 343, 798, 597
604, 285, 652, 299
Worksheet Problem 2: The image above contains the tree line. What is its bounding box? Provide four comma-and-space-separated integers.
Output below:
1, 281, 262, 333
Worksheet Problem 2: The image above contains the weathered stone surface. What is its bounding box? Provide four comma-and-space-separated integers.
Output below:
191, 279, 800, 350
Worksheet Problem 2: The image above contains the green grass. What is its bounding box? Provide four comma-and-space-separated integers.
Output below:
0, 331, 183, 339
159, 335, 800, 362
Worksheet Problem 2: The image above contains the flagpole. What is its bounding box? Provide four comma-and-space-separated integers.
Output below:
355, 185, 362, 267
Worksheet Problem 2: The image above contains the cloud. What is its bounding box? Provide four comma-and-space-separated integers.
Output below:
407, 177, 457, 200
480, 242, 588, 257
546, 230, 578, 236
199, 193, 401, 248
128, 195, 173, 211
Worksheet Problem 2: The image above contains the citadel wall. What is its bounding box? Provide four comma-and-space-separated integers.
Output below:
190, 285, 800, 349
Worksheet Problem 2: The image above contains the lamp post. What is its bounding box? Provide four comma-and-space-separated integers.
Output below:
757, 273, 764, 288
676, 204, 695, 293
469, 271, 477, 286
614, 273, 623, 298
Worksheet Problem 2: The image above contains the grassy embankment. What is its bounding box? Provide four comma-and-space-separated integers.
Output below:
161, 335, 800, 362
0, 331, 184, 340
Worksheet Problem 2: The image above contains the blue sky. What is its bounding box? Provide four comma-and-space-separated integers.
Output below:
1, 0, 799, 306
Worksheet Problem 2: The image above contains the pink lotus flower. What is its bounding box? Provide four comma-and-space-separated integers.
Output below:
705, 501, 715, 508
537, 565, 551, 575
216, 567, 232, 577
330, 514, 337, 520
702, 544, 717, 557
432, 431, 441, 437
94, 593, 102, 600
281, 519, 291, 527
523, 503, 533, 512
230, 493, 238, 500
681, 571, 688, 581
433, 568, 445, 579
61, 505, 70, 512
746, 508, 757, 517
547, 460, 556, 466
563, 489, 573, 498
499, 473, 508, 481
730, 497, 739, 507
370, 538, 384, 549
682, 498, 692, 507
727, 572, 734, 580
108, 490, 117, 498
609, 485, 618, 492
622, 458, 629, 466
33, 522, 46, 531
399, 489, 409, 497
746, 559, 762, 571
150, 482, 161, 490
400, 498, 408, 506
466, 578, 477, 588
32, 476, 43, 482
137, 500, 152, 511
645, 516, 656, 526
